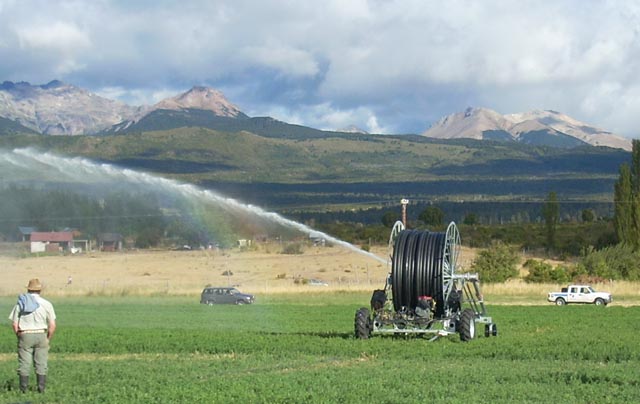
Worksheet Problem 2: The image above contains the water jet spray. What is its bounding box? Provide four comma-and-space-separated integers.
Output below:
0, 148, 386, 263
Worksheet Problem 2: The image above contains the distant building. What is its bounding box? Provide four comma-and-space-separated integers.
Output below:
30, 231, 74, 253
18, 226, 37, 242
98, 233, 123, 252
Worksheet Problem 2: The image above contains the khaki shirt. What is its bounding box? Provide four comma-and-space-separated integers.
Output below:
8, 294, 56, 331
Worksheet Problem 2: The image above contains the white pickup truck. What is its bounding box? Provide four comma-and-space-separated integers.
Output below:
547, 285, 612, 306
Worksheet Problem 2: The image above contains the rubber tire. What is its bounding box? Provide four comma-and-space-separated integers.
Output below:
555, 298, 566, 306
236, 300, 245, 305
594, 298, 605, 306
485, 324, 491, 338
206, 300, 214, 306
492, 323, 498, 337
355, 307, 371, 339
459, 309, 476, 341
370, 290, 386, 311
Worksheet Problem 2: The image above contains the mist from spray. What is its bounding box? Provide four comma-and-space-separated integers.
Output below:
0, 148, 386, 263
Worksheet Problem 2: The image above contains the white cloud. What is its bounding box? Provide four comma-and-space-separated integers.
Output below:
16, 21, 91, 50
239, 43, 319, 77
256, 102, 390, 134
96, 86, 180, 106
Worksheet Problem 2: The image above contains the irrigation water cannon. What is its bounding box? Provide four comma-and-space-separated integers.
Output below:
355, 221, 497, 341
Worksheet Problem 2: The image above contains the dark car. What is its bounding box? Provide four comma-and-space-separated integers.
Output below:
200, 287, 255, 305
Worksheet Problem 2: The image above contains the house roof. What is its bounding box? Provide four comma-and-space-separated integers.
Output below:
30, 231, 74, 242
18, 226, 37, 235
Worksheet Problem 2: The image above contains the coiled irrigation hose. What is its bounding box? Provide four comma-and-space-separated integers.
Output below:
391, 229, 447, 313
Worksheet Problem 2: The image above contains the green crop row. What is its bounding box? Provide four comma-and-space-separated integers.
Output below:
0, 294, 639, 403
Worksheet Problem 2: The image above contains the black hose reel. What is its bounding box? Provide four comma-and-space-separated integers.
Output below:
390, 223, 460, 317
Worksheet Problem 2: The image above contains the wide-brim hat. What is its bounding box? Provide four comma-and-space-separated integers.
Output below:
26, 278, 42, 291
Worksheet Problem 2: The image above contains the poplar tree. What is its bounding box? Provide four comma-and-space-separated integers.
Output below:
614, 163, 633, 246
614, 139, 640, 250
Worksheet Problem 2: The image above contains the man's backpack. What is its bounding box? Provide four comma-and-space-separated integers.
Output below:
17, 293, 40, 315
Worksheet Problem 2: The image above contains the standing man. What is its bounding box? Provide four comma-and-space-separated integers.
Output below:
8, 278, 57, 393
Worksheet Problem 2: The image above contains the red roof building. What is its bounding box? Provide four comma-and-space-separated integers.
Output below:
30, 232, 74, 242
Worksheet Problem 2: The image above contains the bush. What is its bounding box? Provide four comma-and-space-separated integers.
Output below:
471, 242, 519, 283
281, 243, 304, 255
523, 259, 571, 284
577, 244, 640, 280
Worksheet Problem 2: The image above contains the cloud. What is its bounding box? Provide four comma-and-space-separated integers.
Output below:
16, 21, 91, 50
0, 0, 639, 137
95, 86, 178, 106
255, 102, 390, 134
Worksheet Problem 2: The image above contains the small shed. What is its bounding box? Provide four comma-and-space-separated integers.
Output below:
98, 233, 123, 252
30, 231, 74, 253
18, 226, 37, 242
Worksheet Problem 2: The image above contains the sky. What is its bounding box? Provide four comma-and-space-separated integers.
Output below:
1, 0, 639, 137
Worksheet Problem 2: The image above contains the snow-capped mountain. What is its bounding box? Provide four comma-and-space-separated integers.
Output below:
423, 107, 632, 150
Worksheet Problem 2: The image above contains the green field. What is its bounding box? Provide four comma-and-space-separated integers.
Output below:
1, 293, 639, 403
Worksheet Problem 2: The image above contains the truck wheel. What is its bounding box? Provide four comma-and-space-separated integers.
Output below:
459, 309, 476, 341
594, 298, 605, 306
555, 298, 566, 306
235, 300, 245, 305
355, 307, 371, 339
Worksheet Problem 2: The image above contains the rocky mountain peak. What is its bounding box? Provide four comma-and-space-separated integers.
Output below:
423, 107, 632, 150
0, 80, 136, 135
427, 106, 512, 140
152, 86, 244, 118
0, 81, 249, 135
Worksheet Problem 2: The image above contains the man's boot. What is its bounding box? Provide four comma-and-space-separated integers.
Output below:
19, 375, 28, 393
36, 374, 46, 393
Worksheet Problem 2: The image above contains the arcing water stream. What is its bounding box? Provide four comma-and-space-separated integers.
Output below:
0, 148, 386, 263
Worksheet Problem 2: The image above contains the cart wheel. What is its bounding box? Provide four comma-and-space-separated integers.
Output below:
485, 324, 491, 338
459, 309, 476, 341
491, 323, 498, 337
355, 307, 371, 339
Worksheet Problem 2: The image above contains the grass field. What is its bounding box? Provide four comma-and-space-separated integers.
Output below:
1, 293, 639, 403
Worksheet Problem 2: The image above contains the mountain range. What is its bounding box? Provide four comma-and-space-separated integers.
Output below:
0, 80, 632, 150
423, 107, 631, 150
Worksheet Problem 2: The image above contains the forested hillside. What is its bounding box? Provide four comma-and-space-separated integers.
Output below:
0, 127, 630, 229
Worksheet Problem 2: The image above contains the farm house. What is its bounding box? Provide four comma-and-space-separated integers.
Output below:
98, 233, 123, 252
30, 231, 74, 253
